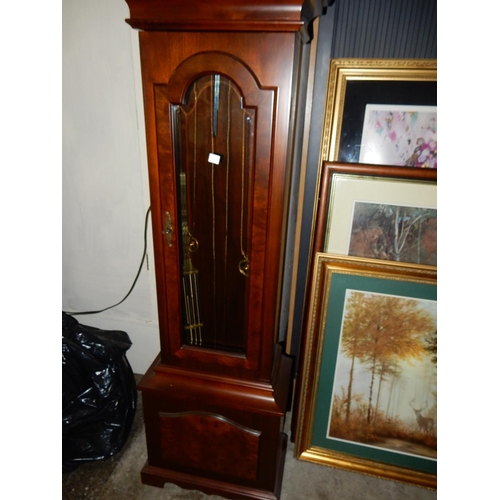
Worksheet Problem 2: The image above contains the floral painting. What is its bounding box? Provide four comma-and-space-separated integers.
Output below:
347, 201, 437, 266
328, 290, 437, 460
359, 105, 437, 168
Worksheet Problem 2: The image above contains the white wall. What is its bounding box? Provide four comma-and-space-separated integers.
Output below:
62, 0, 160, 374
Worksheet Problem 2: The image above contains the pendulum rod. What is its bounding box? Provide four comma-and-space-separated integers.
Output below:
239, 105, 250, 277
192, 82, 198, 237
222, 81, 232, 349
213, 74, 220, 138
191, 81, 202, 346
210, 75, 217, 346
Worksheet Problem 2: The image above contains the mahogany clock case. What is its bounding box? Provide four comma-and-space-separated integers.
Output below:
123, 1, 333, 498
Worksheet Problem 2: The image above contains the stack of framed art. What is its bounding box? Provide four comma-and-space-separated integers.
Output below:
293, 59, 437, 489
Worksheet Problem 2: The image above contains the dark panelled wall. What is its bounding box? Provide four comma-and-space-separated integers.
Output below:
289, 0, 437, 362
330, 0, 436, 58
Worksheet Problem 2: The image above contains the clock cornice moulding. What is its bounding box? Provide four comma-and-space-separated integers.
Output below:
125, 0, 334, 40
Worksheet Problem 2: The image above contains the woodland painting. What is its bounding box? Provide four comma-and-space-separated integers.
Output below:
328, 290, 437, 460
348, 202, 437, 266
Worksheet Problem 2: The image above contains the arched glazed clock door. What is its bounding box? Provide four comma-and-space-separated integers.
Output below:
154, 52, 276, 375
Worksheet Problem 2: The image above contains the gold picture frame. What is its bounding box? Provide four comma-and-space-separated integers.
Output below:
294, 253, 437, 489
319, 59, 437, 165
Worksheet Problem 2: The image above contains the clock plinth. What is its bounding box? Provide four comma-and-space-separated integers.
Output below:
139, 345, 292, 499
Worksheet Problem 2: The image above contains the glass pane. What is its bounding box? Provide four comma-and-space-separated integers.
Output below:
173, 74, 254, 354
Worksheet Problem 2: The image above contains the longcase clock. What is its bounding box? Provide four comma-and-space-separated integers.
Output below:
123, 1, 332, 498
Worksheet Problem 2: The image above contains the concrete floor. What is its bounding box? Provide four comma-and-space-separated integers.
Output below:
62, 376, 437, 500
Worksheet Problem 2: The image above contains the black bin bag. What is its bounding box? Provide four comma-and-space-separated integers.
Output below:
62, 312, 137, 473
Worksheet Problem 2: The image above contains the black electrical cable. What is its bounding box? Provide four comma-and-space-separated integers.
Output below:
64, 206, 151, 316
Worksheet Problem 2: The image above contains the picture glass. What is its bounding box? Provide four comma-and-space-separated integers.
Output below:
348, 201, 437, 266
312, 270, 437, 475
325, 176, 437, 266
359, 105, 437, 168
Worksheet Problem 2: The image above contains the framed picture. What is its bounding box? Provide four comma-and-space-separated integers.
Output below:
319, 59, 437, 166
313, 162, 437, 266
294, 253, 437, 488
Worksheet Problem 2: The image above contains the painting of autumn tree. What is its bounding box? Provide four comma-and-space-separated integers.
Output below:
328, 290, 437, 459
348, 202, 437, 265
